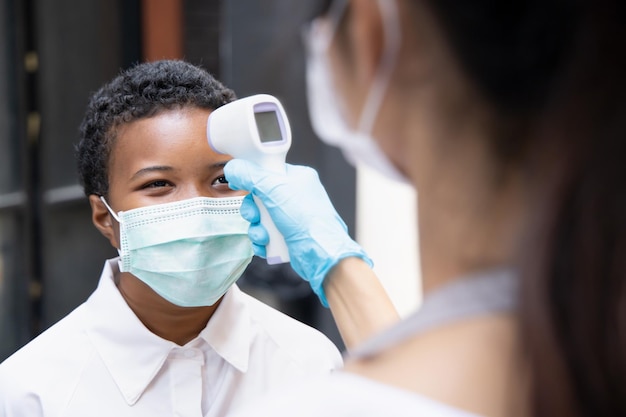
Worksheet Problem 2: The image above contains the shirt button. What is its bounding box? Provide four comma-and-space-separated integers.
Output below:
183, 349, 196, 358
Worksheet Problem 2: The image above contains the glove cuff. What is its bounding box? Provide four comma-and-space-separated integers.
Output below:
313, 249, 374, 308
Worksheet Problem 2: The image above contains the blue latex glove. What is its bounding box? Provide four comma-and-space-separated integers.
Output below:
225, 160, 373, 306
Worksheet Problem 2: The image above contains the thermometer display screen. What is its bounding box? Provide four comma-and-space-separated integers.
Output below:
254, 111, 283, 143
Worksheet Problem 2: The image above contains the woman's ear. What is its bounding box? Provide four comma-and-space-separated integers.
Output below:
329, 0, 386, 127
89, 194, 120, 249
345, 0, 385, 88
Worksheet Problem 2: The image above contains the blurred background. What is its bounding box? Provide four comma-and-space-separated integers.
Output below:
0, 0, 419, 361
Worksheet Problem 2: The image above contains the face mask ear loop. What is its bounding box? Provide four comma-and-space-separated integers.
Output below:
357, 0, 401, 135
99, 196, 121, 223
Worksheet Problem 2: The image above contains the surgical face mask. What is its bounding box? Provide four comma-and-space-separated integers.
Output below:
303, 0, 408, 183
100, 196, 253, 307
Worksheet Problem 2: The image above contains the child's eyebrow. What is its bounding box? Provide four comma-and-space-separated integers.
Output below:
130, 162, 230, 180
211, 161, 229, 169
130, 166, 173, 180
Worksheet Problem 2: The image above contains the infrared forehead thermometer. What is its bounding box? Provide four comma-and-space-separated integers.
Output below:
207, 94, 291, 265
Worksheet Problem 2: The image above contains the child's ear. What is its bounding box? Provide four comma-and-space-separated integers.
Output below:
88, 195, 120, 249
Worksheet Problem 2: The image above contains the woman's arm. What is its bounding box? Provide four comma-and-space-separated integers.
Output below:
325, 257, 399, 350
225, 160, 400, 349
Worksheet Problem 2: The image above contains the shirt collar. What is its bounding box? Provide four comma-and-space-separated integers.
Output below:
198, 284, 251, 373
83, 259, 176, 405
82, 258, 253, 405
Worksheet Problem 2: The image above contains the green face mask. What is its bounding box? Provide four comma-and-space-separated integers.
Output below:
101, 196, 253, 307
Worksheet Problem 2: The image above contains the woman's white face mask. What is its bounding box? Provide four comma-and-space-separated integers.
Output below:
303, 0, 407, 183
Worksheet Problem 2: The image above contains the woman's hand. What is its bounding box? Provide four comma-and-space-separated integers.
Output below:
225, 159, 372, 306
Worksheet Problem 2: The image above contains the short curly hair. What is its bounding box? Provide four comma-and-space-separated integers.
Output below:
75, 60, 236, 197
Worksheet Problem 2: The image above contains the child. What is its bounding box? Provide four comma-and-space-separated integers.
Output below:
0, 60, 342, 417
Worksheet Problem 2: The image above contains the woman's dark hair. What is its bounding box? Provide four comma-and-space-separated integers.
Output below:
75, 60, 236, 197
420, 1, 626, 415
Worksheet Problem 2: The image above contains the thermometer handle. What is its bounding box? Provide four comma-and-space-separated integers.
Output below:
253, 195, 290, 264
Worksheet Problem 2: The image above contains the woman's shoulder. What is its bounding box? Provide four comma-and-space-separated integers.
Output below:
0, 304, 90, 371
0, 305, 95, 414
229, 371, 482, 417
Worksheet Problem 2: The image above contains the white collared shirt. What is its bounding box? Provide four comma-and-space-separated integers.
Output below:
0, 259, 342, 417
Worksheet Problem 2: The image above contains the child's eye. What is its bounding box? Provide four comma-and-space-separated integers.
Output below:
144, 180, 171, 188
213, 176, 229, 185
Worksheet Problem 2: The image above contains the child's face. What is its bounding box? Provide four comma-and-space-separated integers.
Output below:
90, 106, 245, 249
108, 106, 244, 212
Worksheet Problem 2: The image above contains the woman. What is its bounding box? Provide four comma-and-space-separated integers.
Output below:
225, 0, 626, 416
